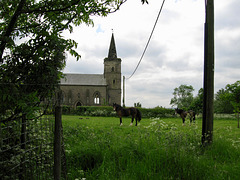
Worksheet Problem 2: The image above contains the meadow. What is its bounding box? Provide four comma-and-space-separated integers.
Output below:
62, 115, 240, 180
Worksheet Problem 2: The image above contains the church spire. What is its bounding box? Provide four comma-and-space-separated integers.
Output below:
108, 33, 117, 59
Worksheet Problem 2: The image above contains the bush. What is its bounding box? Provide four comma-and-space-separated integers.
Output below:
139, 107, 175, 118
61, 105, 174, 118
62, 105, 72, 114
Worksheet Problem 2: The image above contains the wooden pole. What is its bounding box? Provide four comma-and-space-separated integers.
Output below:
54, 91, 62, 180
123, 76, 125, 107
202, 0, 214, 145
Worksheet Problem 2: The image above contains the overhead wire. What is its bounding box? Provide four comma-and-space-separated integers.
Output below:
126, 0, 166, 79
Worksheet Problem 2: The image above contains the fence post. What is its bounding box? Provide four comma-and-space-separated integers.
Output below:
20, 114, 26, 180
54, 91, 62, 180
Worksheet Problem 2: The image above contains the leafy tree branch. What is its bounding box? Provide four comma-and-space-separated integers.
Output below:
0, 0, 148, 122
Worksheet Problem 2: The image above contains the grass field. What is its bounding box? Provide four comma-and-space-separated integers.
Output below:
62, 115, 240, 180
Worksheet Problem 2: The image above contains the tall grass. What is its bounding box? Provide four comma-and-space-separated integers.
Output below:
62, 116, 240, 180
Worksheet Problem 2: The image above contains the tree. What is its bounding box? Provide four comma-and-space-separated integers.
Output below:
223, 81, 240, 128
189, 88, 203, 114
134, 102, 142, 108
170, 84, 194, 110
0, 0, 148, 122
214, 88, 233, 114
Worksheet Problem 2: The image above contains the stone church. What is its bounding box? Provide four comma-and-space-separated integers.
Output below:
60, 33, 121, 107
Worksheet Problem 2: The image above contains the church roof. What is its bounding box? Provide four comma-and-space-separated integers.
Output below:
60, 73, 107, 86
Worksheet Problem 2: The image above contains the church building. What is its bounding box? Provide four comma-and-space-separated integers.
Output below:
60, 33, 122, 107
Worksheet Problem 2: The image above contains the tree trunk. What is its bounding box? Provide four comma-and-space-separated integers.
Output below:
0, 0, 26, 62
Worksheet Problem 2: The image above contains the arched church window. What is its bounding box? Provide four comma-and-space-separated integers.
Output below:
94, 92, 100, 105
76, 102, 82, 107
111, 67, 115, 72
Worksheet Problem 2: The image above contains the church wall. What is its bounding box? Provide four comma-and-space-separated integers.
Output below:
108, 89, 121, 105
104, 59, 121, 105
60, 85, 107, 107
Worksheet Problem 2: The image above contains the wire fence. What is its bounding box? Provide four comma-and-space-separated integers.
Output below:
0, 102, 66, 179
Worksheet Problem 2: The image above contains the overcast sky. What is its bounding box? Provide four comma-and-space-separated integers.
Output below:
63, 0, 240, 108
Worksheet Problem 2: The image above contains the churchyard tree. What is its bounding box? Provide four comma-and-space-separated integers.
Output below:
0, 0, 148, 122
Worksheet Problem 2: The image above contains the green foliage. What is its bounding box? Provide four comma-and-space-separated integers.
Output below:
61, 105, 174, 118
214, 88, 233, 113
62, 106, 115, 117
222, 81, 240, 128
0, 116, 54, 179
224, 81, 240, 111
189, 88, 203, 113
213, 81, 240, 127
0, 0, 130, 122
170, 84, 194, 109
138, 106, 174, 118
170, 83, 239, 115
134, 102, 142, 107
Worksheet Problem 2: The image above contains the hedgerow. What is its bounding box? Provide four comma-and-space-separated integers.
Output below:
61, 105, 175, 118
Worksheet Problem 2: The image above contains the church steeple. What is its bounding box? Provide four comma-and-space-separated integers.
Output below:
108, 33, 117, 59
104, 33, 122, 105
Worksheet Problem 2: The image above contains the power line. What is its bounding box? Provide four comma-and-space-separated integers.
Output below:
127, 0, 166, 79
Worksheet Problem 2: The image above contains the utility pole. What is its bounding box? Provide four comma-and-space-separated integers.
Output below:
123, 76, 125, 107
202, 0, 214, 145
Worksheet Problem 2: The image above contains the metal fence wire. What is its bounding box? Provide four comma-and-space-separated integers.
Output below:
0, 107, 66, 179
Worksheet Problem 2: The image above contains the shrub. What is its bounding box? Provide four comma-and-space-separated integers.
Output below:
62, 105, 71, 114
61, 105, 174, 118
139, 107, 175, 118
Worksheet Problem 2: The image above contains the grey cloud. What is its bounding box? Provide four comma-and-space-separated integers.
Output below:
118, 43, 141, 59
216, 40, 240, 71
215, 0, 240, 29
63, 0, 239, 108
